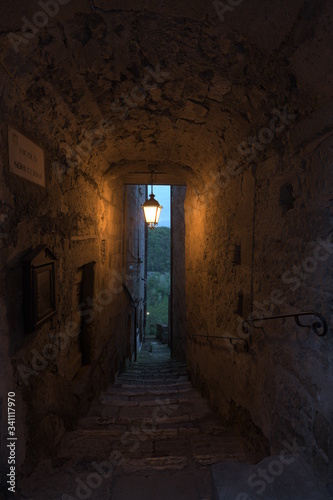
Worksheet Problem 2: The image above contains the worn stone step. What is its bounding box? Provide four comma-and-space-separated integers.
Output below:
86, 409, 215, 427
137, 369, 188, 372
105, 385, 194, 397
97, 392, 205, 405
136, 361, 186, 365
77, 417, 228, 434
90, 395, 193, 409
115, 413, 210, 427
78, 412, 231, 432
87, 402, 212, 423
123, 364, 187, 372
118, 369, 187, 375
19, 461, 209, 500
56, 428, 246, 466
131, 368, 187, 373
77, 417, 200, 433
117, 376, 189, 384
88, 389, 198, 409
21, 340, 261, 500
119, 375, 188, 382
119, 369, 188, 375
112, 381, 192, 390
110, 468, 212, 500
118, 451, 246, 473
100, 390, 207, 403
116, 402, 210, 420
127, 363, 186, 368
98, 397, 199, 408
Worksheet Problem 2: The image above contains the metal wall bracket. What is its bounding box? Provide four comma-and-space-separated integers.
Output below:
242, 311, 328, 337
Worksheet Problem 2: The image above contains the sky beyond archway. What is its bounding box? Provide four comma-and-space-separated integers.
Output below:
149, 185, 170, 227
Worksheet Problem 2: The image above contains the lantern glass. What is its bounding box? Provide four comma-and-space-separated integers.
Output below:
142, 193, 163, 228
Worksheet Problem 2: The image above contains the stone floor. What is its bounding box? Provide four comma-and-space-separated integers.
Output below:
211, 457, 331, 500
20, 339, 260, 499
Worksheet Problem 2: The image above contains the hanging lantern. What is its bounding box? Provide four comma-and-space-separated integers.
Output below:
141, 181, 163, 229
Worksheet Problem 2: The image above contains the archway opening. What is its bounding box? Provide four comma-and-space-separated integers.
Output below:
145, 185, 171, 350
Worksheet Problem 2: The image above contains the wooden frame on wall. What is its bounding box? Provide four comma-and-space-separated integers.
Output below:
23, 245, 57, 333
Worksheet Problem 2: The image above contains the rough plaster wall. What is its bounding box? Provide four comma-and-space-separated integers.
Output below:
171, 185, 186, 360
0, 0, 332, 488
123, 184, 146, 361
0, 0, 320, 185
253, 104, 333, 478
185, 108, 333, 484
0, 126, 146, 478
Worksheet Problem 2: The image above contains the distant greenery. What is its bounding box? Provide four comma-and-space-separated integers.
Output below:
147, 227, 171, 273
146, 227, 171, 335
146, 273, 170, 334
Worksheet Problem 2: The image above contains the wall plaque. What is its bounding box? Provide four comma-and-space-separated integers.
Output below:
8, 125, 45, 187
23, 245, 58, 333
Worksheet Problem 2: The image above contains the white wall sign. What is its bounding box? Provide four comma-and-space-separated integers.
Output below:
8, 125, 45, 187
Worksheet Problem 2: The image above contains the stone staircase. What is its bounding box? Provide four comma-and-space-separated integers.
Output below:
20, 340, 255, 499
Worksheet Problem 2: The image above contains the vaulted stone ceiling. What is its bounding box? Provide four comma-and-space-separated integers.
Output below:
0, 0, 332, 186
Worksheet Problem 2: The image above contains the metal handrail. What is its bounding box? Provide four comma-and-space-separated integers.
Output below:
242, 311, 328, 337
188, 333, 248, 352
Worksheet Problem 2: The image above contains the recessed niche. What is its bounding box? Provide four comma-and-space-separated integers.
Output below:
233, 244, 241, 266
279, 183, 295, 215
235, 291, 244, 316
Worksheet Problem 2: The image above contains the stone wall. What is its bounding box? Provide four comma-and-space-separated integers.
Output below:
171, 186, 187, 360
0, 0, 332, 491
0, 109, 146, 476
185, 104, 333, 484
123, 184, 147, 362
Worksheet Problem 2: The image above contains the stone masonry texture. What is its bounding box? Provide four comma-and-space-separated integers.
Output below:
0, 0, 332, 495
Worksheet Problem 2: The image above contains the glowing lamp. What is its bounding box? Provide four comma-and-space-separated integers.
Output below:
142, 187, 163, 229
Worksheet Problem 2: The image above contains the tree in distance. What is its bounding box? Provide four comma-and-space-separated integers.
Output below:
146, 227, 170, 334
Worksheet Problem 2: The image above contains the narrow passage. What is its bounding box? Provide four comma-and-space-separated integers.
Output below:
21, 340, 256, 499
